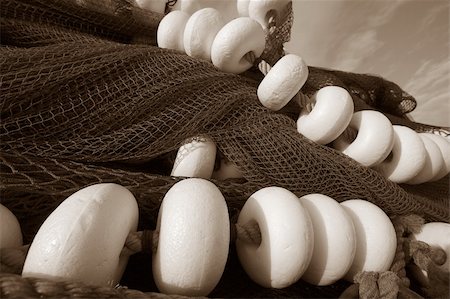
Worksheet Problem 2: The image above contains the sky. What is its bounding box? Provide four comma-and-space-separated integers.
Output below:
285, 0, 449, 127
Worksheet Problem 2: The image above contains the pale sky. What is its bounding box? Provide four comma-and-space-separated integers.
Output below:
285, 0, 449, 127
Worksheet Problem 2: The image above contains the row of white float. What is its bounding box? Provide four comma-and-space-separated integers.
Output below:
171, 114, 450, 185
298, 88, 450, 184
153, 0, 450, 185
1, 181, 449, 296
156, 0, 307, 112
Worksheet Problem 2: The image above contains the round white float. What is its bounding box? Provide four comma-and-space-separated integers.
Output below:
332, 110, 394, 167
419, 133, 450, 174
157, 10, 190, 52
152, 178, 230, 296
340, 199, 397, 282
248, 0, 291, 30
406, 133, 446, 184
418, 133, 449, 181
257, 54, 308, 111
179, 0, 239, 22
171, 136, 216, 179
297, 86, 354, 145
300, 194, 356, 286
22, 183, 139, 287
373, 125, 427, 183
184, 8, 225, 61
211, 17, 265, 74
0, 203, 23, 249
236, 186, 314, 288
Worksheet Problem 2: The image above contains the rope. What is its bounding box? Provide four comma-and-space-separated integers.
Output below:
234, 222, 262, 245
0, 221, 263, 275
0, 273, 194, 299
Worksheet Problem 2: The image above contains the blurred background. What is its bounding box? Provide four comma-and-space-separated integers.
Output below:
285, 0, 449, 127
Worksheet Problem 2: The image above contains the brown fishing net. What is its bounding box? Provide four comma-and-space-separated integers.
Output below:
1, 0, 449, 298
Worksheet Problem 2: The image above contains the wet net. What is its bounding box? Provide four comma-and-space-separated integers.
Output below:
1, 0, 449, 298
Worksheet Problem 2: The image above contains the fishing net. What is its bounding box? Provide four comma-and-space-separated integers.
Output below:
1, 0, 449, 298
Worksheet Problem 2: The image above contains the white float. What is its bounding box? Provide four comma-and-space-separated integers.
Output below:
419, 133, 450, 174
171, 136, 216, 179
406, 133, 446, 184
373, 125, 427, 183
236, 186, 314, 288
157, 10, 190, 52
22, 183, 139, 287
332, 110, 394, 167
418, 133, 449, 181
257, 54, 308, 111
300, 194, 356, 286
297, 86, 354, 145
179, 0, 239, 22
211, 17, 265, 74
184, 8, 225, 61
340, 199, 397, 281
152, 178, 230, 296
0, 203, 23, 249
248, 0, 291, 30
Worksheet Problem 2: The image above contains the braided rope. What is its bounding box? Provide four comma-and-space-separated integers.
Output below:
0, 273, 194, 299
0, 221, 262, 276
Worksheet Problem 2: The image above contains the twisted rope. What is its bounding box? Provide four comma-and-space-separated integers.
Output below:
0, 273, 194, 299
0, 220, 262, 276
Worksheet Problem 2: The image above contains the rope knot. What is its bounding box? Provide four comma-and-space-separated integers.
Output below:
354, 271, 400, 299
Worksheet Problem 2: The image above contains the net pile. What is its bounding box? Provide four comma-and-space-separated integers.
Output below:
1, 0, 449, 298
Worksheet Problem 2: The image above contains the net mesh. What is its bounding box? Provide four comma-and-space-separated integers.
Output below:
1, 0, 449, 297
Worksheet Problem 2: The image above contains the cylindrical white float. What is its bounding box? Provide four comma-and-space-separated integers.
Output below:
419, 133, 450, 174
157, 10, 191, 52
248, 0, 291, 30
152, 178, 230, 296
340, 199, 397, 282
373, 125, 427, 183
297, 86, 354, 145
332, 110, 394, 167
406, 133, 446, 184
300, 194, 356, 286
184, 8, 225, 61
171, 136, 217, 179
236, 186, 314, 288
0, 203, 23, 249
257, 54, 308, 111
211, 17, 265, 74
22, 183, 139, 287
